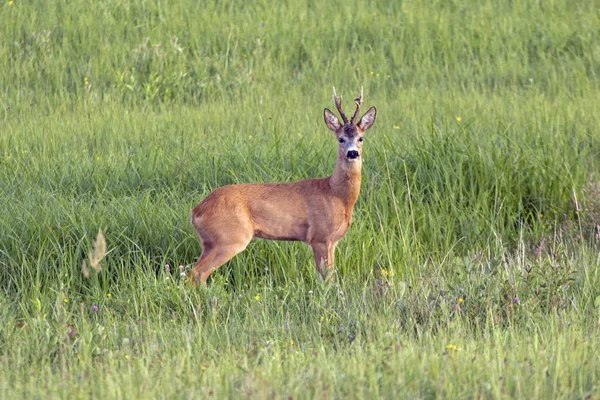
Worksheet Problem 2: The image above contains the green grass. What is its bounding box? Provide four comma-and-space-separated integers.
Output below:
1, 0, 600, 398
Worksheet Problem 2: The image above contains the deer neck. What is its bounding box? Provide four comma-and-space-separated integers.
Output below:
329, 158, 362, 208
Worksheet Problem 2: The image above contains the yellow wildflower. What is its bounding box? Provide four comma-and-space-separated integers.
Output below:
446, 344, 461, 352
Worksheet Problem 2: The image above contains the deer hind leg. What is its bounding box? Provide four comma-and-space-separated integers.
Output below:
191, 214, 253, 284
310, 241, 337, 279
192, 241, 250, 283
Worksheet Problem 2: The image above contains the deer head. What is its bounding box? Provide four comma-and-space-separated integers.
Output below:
323, 86, 377, 165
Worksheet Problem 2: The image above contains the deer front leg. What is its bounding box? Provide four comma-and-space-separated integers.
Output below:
310, 241, 337, 279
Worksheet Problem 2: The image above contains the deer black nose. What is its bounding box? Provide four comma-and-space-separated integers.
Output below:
347, 150, 359, 159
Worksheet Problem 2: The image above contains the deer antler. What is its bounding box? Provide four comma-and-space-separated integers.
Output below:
332, 86, 349, 124
350, 86, 364, 124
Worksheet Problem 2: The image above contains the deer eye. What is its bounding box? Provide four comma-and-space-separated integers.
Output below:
358, 137, 363, 142
338, 138, 345, 144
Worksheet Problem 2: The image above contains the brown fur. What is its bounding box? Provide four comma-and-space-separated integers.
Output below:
190, 89, 376, 283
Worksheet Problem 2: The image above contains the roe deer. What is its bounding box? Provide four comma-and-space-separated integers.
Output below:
191, 87, 376, 283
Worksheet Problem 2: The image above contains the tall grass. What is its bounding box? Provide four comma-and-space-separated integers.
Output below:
1, 0, 600, 398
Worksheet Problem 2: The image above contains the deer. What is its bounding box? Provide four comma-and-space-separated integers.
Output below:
190, 87, 376, 284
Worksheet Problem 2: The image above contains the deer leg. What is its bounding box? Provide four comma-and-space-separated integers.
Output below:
310, 241, 337, 279
191, 209, 254, 284
193, 241, 249, 284
327, 242, 337, 275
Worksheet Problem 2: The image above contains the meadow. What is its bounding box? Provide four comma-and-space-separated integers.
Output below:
1, 0, 600, 398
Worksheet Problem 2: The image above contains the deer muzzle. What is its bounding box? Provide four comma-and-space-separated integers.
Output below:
346, 150, 360, 160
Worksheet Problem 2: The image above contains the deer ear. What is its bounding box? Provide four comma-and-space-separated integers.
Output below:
357, 106, 376, 132
324, 108, 341, 132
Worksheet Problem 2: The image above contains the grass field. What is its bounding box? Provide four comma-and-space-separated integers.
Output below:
1, 0, 600, 398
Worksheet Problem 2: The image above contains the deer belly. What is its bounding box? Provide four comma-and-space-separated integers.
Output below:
251, 207, 309, 242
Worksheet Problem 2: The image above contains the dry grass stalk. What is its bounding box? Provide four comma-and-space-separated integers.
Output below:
82, 229, 107, 278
